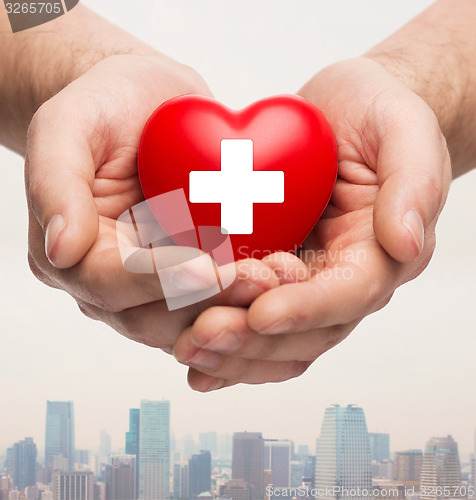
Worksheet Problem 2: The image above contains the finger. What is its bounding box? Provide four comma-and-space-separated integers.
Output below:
185, 360, 311, 392
30, 214, 279, 314
26, 101, 99, 269
179, 306, 357, 361
248, 240, 398, 334
262, 251, 310, 284
75, 257, 279, 350
77, 298, 189, 350
372, 100, 451, 263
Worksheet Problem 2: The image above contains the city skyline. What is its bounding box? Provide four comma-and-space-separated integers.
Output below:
1, 400, 476, 461
1, 401, 474, 500
1, 0, 476, 467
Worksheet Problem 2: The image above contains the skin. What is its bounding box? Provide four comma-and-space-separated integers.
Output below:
1, 1, 474, 391
174, 0, 476, 391
173, 58, 452, 391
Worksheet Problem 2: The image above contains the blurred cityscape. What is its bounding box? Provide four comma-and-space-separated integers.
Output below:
1, 402, 474, 500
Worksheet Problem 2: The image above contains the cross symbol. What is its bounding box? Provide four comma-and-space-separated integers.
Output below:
189, 139, 285, 234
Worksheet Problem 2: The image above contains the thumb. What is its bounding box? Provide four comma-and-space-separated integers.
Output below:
373, 108, 450, 263
26, 110, 99, 269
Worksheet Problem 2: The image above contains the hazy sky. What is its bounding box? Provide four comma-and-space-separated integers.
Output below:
1, 0, 476, 458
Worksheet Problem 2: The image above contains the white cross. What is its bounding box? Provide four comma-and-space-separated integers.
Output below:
189, 139, 284, 234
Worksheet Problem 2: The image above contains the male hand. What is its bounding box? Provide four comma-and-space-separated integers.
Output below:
173, 57, 451, 391
26, 54, 280, 354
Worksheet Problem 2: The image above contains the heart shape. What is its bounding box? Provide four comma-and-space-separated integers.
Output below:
138, 94, 337, 261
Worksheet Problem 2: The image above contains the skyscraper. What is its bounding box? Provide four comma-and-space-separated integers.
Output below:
264, 440, 291, 488
420, 436, 461, 500
199, 433, 218, 455
99, 430, 112, 464
315, 404, 372, 500
10, 438, 37, 491
105, 455, 136, 500
218, 434, 233, 458
173, 463, 184, 500
139, 400, 170, 500
188, 450, 212, 498
126, 408, 140, 498
369, 433, 390, 463
393, 450, 423, 482
126, 409, 140, 457
45, 401, 75, 477
232, 432, 265, 500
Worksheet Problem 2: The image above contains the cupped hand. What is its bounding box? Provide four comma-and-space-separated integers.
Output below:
25, 54, 279, 353
173, 57, 452, 391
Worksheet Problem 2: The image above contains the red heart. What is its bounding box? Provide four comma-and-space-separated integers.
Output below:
138, 94, 337, 261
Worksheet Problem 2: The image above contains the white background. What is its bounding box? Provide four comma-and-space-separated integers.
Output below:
1, 0, 475, 457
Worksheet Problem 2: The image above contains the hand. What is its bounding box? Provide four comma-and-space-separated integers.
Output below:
25, 54, 280, 353
173, 57, 452, 391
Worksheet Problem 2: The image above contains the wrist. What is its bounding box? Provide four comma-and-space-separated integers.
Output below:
0, 4, 160, 155
363, 0, 476, 178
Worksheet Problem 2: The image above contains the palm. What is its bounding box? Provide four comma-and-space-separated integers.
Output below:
297, 58, 445, 287
67, 55, 213, 263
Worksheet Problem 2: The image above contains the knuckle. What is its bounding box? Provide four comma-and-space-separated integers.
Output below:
418, 171, 444, 211
28, 177, 52, 222
77, 303, 98, 321
116, 310, 172, 350
290, 361, 312, 379
80, 283, 121, 313
233, 360, 253, 383
27, 251, 44, 281
322, 327, 349, 354
27, 251, 58, 289
254, 337, 279, 360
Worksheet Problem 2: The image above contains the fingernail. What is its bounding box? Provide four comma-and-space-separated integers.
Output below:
228, 280, 268, 306
188, 349, 221, 369
261, 317, 295, 335
202, 330, 242, 353
402, 209, 424, 254
45, 214, 66, 266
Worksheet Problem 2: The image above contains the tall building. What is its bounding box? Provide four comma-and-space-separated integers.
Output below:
420, 436, 461, 500
99, 430, 112, 464
369, 433, 390, 463
232, 432, 265, 500
105, 455, 136, 500
45, 401, 75, 476
290, 460, 304, 488
302, 455, 316, 486
315, 404, 372, 500
9, 438, 37, 491
182, 435, 197, 461
189, 450, 212, 498
393, 450, 423, 482
173, 463, 184, 499
126, 408, 140, 497
298, 445, 310, 456
5, 448, 14, 483
199, 433, 218, 455
52, 471, 94, 500
139, 400, 170, 500
126, 409, 140, 457
264, 440, 291, 488
218, 434, 233, 458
